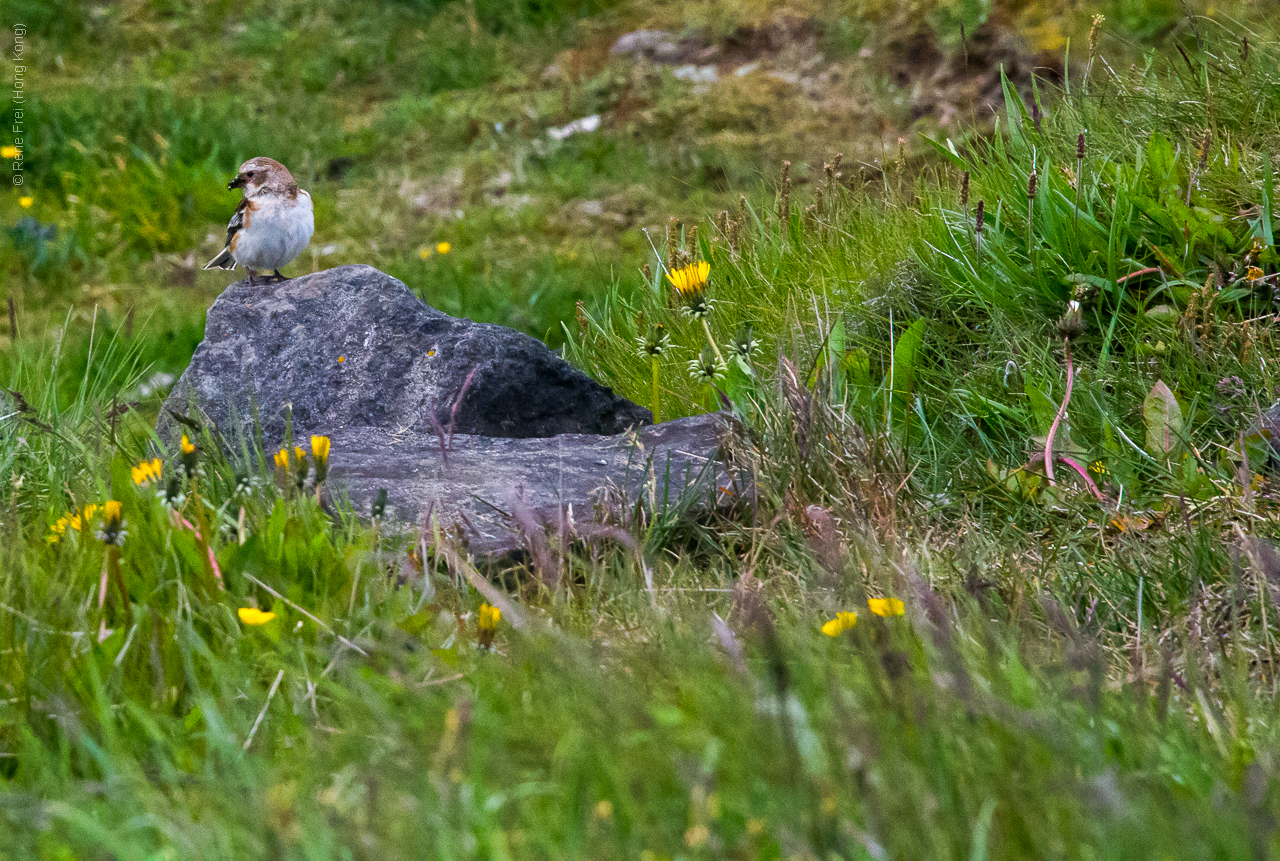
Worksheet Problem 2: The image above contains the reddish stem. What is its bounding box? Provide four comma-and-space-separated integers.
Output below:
1116, 267, 1162, 284
1054, 455, 1106, 503
1044, 339, 1074, 486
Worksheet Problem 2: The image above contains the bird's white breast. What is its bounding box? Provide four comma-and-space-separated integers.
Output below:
233, 191, 314, 271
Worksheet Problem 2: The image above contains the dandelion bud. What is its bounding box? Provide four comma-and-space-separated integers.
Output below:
1056, 299, 1085, 341
292, 446, 309, 488
730, 323, 759, 362
687, 344, 725, 384
637, 322, 671, 358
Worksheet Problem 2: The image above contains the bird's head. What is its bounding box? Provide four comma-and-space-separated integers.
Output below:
230, 157, 297, 196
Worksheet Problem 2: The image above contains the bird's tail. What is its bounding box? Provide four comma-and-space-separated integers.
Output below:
203, 246, 237, 271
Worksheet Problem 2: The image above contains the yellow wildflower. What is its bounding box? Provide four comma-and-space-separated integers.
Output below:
238, 607, 277, 626
179, 434, 198, 475
867, 597, 905, 617
666, 260, 710, 296
273, 448, 290, 470
132, 457, 163, 486
478, 603, 501, 630
311, 435, 331, 484
99, 500, 126, 545
418, 246, 433, 259
48, 503, 100, 544
18, 196, 32, 208
821, 611, 858, 636
594, 800, 613, 820
1246, 266, 1265, 283
1, 145, 17, 159
436, 241, 451, 255
477, 602, 502, 649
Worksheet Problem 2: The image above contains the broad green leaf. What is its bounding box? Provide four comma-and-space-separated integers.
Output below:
1024, 382, 1057, 435
1143, 380, 1183, 458
890, 319, 928, 400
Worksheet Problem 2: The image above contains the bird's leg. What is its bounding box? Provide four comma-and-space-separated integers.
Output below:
272, 269, 286, 281
245, 268, 259, 286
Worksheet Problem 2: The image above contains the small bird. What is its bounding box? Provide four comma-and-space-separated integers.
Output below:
203, 157, 314, 285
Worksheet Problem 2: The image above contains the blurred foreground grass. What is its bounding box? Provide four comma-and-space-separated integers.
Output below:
7, 0, 1280, 858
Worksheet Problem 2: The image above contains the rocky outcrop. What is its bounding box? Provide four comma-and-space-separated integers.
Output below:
161, 265, 651, 448
325, 413, 738, 556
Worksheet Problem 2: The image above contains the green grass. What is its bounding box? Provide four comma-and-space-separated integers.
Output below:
8, 1, 1280, 858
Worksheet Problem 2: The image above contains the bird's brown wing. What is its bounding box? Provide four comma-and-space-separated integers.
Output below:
203, 197, 251, 271
224, 196, 250, 247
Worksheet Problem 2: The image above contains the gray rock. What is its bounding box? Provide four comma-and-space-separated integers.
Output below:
161, 265, 651, 448
326, 413, 739, 556
609, 29, 681, 62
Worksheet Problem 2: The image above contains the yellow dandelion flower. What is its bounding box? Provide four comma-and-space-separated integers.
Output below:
238, 607, 277, 626
103, 500, 122, 527
821, 611, 858, 636
311, 435, 331, 484
180, 435, 195, 455
131, 457, 163, 486
47, 514, 70, 544
666, 260, 710, 296
477, 602, 502, 649
1, 145, 17, 159
867, 597, 905, 617
18, 196, 32, 208
436, 241, 451, 255
273, 448, 290, 470
418, 247, 434, 260
1246, 266, 1265, 283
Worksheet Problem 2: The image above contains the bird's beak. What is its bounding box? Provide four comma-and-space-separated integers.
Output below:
228, 174, 246, 190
